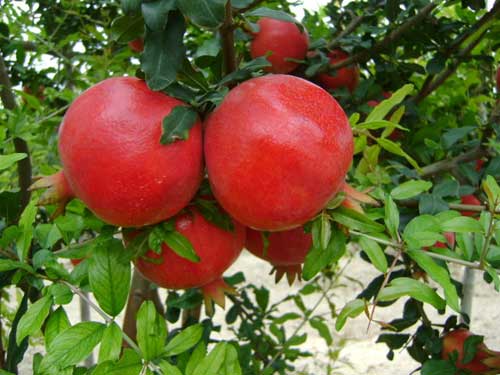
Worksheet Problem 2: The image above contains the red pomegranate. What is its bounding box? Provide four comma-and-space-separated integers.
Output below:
246, 227, 312, 284
250, 17, 309, 74
460, 195, 482, 217
31, 77, 203, 227
317, 49, 360, 93
128, 38, 144, 53
367, 100, 379, 107
132, 208, 245, 314
441, 329, 500, 374
475, 159, 485, 172
70, 258, 82, 266
204, 75, 353, 231
496, 66, 500, 91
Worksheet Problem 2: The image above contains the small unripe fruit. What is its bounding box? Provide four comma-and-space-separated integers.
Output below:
317, 49, 359, 93
128, 38, 144, 53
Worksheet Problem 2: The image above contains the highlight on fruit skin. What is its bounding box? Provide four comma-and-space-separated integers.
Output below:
129, 208, 245, 315
250, 17, 309, 74
441, 329, 500, 374
31, 76, 203, 227
245, 226, 312, 285
204, 74, 354, 231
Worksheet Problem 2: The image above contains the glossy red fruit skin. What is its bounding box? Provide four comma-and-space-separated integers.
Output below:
128, 38, 144, 52
317, 50, 360, 93
204, 75, 353, 231
250, 18, 309, 74
246, 227, 312, 266
135, 209, 245, 289
70, 258, 82, 266
59, 77, 203, 227
441, 329, 491, 373
460, 195, 481, 217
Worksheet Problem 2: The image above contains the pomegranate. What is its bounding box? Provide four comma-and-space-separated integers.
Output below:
475, 159, 485, 172
460, 195, 481, 217
70, 258, 82, 266
30, 77, 203, 227
367, 100, 379, 107
250, 17, 309, 74
441, 329, 500, 374
317, 49, 359, 93
431, 232, 456, 249
246, 227, 312, 284
128, 38, 144, 53
204, 74, 353, 231
132, 208, 245, 313
496, 66, 500, 91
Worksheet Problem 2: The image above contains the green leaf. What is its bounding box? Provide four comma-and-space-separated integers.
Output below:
377, 138, 421, 171
0, 153, 27, 171
164, 323, 203, 356
88, 238, 131, 317
16, 200, 37, 262
121, 0, 141, 14
0, 259, 33, 273
366, 84, 413, 122
158, 360, 183, 375
440, 216, 484, 233
93, 348, 143, 375
160, 106, 199, 145
110, 15, 144, 43
335, 299, 365, 331
98, 322, 122, 363
44, 307, 71, 349
391, 180, 433, 200
141, 0, 176, 31
177, 0, 227, 29
320, 213, 331, 250
143, 11, 186, 90
378, 277, 446, 310
309, 317, 333, 345
355, 120, 407, 131
384, 195, 400, 239
403, 215, 443, 249
39, 322, 106, 372
407, 249, 460, 312
219, 344, 241, 375
16, 295, 53, 345
137, 301, 167, 361
218, 56, 271, 86
359, 237, 388, 273
485, 264, 500, 291
302, 228, 345, 280
186, 342, 207, 375
162, 230, 200, 263
331, 207, 385, 233
421, 359, 457, 375
246, 7, 299, 24
192, 342, 227, 375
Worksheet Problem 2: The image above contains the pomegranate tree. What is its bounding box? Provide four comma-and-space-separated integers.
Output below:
245, 227, 312, 284
31, 77, 203, 227
250, 17, 309, 74
132, 208, 245, 313
317, 49, 360, 93
204, 74, 353, 231
128, 38, 144, 53
460, 195, 482, 217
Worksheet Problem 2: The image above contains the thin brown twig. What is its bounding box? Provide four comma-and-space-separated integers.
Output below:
328, 15, 364, 49
221, 0, 237, 77
419, 147, 487, 177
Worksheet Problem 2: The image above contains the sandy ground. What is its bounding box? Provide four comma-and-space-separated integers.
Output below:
14, 250, 500, 375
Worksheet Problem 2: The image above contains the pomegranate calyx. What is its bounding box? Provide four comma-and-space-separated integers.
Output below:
29, 171, 74, 217
273, 264, 302, 285
201, 278, 237, 316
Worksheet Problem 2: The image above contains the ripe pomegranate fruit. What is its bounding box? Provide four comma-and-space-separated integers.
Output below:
317, 49, 359, 93
204, 74, 353, 231
475, 159, 485, 172
246, 227, 312, 284
250, 17, 309, 74
31, 77, 203, 227
441, 329, 500, 374
131, 208, 245, 314
460, 195, 482, 217
128, 38, 144, 53
70, 258, 82, 266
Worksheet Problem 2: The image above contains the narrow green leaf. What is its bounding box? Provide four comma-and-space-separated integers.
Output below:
246, 7, 299, 24
378, 277, 446, 310
44, 307, 71, 349
217, 56, 271, 86
485, 264, 500, 291
164, 323, 203, 356
384, 195, 400, 239
355, 120, 406, 131
192, 342, 227, 375
219, 344, 241, 375
0, 153, 27, 171
158, 360, 183, 375
366, 84, 413, 122
320, 213, 331, 250
331, 207, 385, 233
92, 348, 143, 375
407, 249, 460, 312
177, 0, 227, 29
377, 138, 421, 171
16, 295, 53, 345
335, 299, 365, 331
163, 231, 200, 263
309, 317, 333, 345
185, 342, 207, 375
441, 216, 483, 233
302, 229, 345, 281
403, 215, 443, 249
98, 322, 122, 363
160, 106, 198, 145
137, 301, 167, 361
110, 15, 144, 43
88, 238, 131, 317
16, 200, 37, 262
39, 322, 106, 372
391, 180, 433, 200
0, 259, 34, 273
359, 237, 388, 273
421, 359, 457, 375
141, 0, 176, 31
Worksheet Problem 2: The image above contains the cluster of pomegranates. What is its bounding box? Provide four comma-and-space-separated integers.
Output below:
32, 17, 360, 312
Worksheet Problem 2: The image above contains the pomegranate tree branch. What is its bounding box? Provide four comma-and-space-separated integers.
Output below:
0, 54, 32, 212
419, 147, 487, 177
328, 15, 364, 49
329, 3, 438, 70
221, 0, 237, 76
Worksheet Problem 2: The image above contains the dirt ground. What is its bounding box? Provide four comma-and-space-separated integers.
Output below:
14, 250, 500, 374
